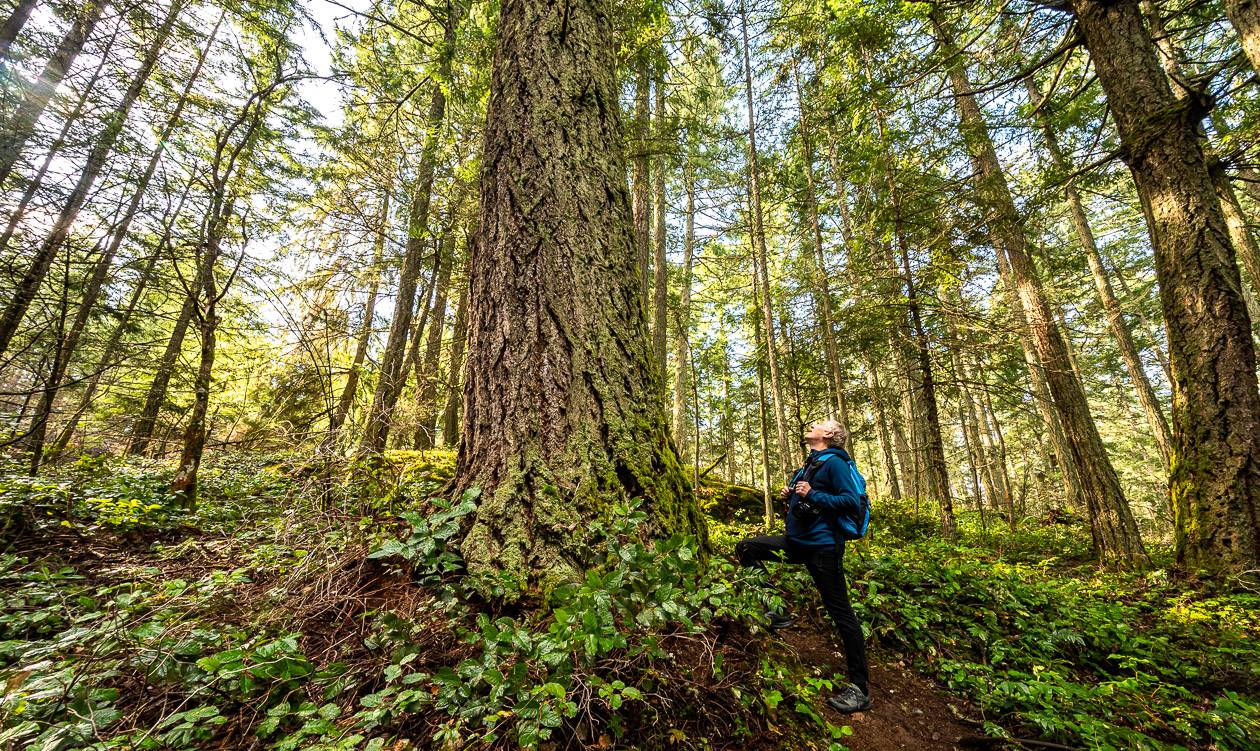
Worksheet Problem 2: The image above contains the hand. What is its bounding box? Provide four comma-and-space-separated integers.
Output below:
778, 486, 791, 501
794, 481, 812, 497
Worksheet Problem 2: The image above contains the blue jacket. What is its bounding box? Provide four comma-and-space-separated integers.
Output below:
785, 448, 866, 547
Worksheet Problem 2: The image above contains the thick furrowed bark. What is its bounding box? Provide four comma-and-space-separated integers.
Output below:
1072, 0, 1260, 574
453, 0, 703, 594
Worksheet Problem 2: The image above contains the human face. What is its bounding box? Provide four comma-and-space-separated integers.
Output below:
803, 422, 832, 450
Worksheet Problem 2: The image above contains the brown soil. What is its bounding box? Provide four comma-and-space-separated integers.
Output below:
775, 620, 1006, 751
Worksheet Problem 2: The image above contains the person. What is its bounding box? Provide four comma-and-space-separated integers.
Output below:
735, 419, 872, 714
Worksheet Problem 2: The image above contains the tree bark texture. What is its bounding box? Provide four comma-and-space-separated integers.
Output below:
671, 161, 695, 461
632, 58, 651, 310
1072, 0, 1260, 574
453, 0, 703, 592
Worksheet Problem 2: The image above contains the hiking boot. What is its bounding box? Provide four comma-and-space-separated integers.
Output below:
765, 611, 794, 630
826, 684, 872, 714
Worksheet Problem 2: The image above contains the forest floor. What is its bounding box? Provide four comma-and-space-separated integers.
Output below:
775, 618, 987, 751
3, 451, 1258, 751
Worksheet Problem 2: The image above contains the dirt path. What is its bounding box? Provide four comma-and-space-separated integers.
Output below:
777, 621, 1000, 751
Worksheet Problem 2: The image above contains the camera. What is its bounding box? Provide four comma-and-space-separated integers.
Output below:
792, 496, 819, 520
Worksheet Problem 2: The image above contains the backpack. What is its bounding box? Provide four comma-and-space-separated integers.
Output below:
802, 448, 871, 541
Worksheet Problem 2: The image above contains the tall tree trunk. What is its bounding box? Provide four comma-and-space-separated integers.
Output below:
20, 1, 187, 463
1071, 0, 1260, 574
739, 2, 790, 477
1021, 74, 1174, 469
440, 281, 468, 447
129, 292, 196, 455
793, 58, 847, 430
752, 274, 774, 528
328, 191, 389, 442
0, 13, 121, 259
871, 101, 953, 529
651, 70, 668, 380
1224, 0, 1260, 77
0, 0, 179, 363
451, 0, 702, 592
170, 221, 225, 505
632, 57, 651, 310
360, 2, 459, 455
1143, 1, 1260, 336
671, 160, 695, 461
934, 10, 1146, 566
413, 224, 455, 449
865, 361, 902, 500
0, 0, 38, 60
0, 0, 108, 187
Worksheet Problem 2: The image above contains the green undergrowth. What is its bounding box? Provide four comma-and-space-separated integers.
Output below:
2, 452, 1257, 750
711, 498, 1260, 751
0, 451, 848, 751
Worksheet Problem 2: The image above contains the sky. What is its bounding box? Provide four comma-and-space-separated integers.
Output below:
294, 0, 363, 128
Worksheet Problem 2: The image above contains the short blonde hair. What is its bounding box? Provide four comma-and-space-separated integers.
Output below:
818, 419, 848, 449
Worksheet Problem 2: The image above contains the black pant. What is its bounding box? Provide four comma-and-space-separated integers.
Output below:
736, 534, 869, 693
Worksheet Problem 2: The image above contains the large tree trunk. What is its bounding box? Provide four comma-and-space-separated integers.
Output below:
0, 0, 38, 60
671, 160, 695, 462
1071, 0, 1260, 574
651, 71, 669, 381
0, 0, 108, 188
739, 2, 791, 477
933, 10, 1146, 566
359, 3, 459, 455
452, 0, 703, 592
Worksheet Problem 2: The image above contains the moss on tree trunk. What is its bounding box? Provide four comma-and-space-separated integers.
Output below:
453, 0, 705, 595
